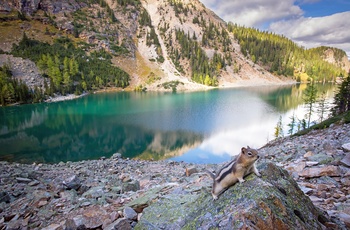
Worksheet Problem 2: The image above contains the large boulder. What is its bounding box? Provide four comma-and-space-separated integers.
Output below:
136, 162, 334, 229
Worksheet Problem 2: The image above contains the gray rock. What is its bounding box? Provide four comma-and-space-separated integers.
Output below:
136, 163, 331, 230
82, 186, 105, 199
307, 153, 334, 165
299, 166, 341, 178
123, 207, 137, 220
16, 177, 32, 183
41, 223, 62, 230
108, 218, 132, 230
0, 191, 11, 203
112, 153, 122, 159
63, 175, 82, 190
342, 143, 350, 152
340, 154, 350, 167
122, 180, 140, 192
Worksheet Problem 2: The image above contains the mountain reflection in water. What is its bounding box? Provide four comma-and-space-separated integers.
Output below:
0, 83, 336, 164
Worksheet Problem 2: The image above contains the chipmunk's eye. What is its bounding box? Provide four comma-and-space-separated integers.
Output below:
247, 151, 253, 156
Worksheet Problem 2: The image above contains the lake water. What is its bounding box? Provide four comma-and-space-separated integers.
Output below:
0, 83, 336, 164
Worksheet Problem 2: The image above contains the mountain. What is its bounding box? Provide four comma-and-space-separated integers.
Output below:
0, 0, 348, 105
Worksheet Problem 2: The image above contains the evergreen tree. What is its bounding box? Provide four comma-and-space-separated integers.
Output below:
287, 112, 296, 135
332, 72, 350, 116
274, 115, 284, 139
303, 81, 318, 128
316, 91, 328, 122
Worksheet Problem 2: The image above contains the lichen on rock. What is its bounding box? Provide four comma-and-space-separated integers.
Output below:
136, 162, 332, 230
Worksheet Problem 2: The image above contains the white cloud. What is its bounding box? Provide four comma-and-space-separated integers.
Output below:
269, 12, 350, 57
201, 0, 303, 27
201, 0, 350, 58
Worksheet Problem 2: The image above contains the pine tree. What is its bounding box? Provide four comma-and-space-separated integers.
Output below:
287, 112, 296, 135
316, 91, 328, 122
332, 72, 350, 115
303, 81, 318, 128
274, 115, 284, 138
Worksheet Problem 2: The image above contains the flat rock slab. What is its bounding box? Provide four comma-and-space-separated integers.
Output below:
342, 143, 350, 152
136, 163, 330, 230
299, 166, 340, 178
340, 154, 350, 167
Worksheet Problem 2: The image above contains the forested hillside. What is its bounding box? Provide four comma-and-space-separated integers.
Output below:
0, 0, 348, 106
229, 24, 347, 82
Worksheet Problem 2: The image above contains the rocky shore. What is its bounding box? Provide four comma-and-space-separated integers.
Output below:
0, 123, 349, 229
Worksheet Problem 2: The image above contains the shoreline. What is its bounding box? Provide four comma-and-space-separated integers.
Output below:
42, 79, 297, 104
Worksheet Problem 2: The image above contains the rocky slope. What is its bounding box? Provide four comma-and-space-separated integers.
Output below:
0, 123, 349, 229
0, 0, 293, 92
316, 47, 350, 73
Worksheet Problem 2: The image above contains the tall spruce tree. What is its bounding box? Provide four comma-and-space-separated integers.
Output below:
332, 72, 350, 115
303, 81, 318, 128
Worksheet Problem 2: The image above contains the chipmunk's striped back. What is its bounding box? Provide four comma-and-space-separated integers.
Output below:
206, 146, 261, 200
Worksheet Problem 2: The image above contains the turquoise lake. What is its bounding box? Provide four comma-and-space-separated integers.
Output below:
0, 83, 336, 164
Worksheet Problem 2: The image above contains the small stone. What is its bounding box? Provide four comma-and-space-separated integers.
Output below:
37, 200, 48, 208
0, 191, 10, 203
306, 161, 319, 167
41, 223, 62, 230
112, 153, 122, 159
307, 154, 334, 165
333, 193, 343, 199
16, 177, 32, 183
81, 201, 91, 207
122, 180, 140, 192
123, 207, 137, 220
28, 180, 40, 186
63, 175, 82, 191
185, 167, 198, 176
4, 213, 16, 222
323, 222, 340, 229
299, 166, 340, 178
309, 195, 324, 203
299, 185, 313, 195
338, 212, 350, 228
110, 218, 132, 230
342, 143, 350, 152
340, 154, 350, 167
317, 184, 330, 191
304, 151, 315, 158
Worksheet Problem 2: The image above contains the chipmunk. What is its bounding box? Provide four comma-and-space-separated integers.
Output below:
206, 146, 261, 200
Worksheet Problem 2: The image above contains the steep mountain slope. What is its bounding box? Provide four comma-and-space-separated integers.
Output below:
0, 0, 288, 93
136, 0, 287, 89
0, 0, 348, 104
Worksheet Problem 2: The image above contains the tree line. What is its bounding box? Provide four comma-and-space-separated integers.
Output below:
0, 33, 129, 106
229, 23, 346, 82
274, 72, 350, 138
170, 29, 227, 86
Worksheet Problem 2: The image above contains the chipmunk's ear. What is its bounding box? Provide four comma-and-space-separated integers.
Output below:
241, 147, 247, 154
247, 145, 250, 149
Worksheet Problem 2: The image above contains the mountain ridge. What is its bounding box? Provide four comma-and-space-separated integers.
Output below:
0, 0, 348, 102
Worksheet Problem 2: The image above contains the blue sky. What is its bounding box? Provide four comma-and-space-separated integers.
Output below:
201, 0, 350, 58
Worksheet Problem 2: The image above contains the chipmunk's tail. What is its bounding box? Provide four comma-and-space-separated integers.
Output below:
204, 169, 216, 180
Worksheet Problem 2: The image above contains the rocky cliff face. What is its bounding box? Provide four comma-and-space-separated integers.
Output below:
323, 48, 350, 73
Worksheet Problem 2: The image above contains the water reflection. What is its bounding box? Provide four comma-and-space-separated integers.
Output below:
0, 83, 337, 164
